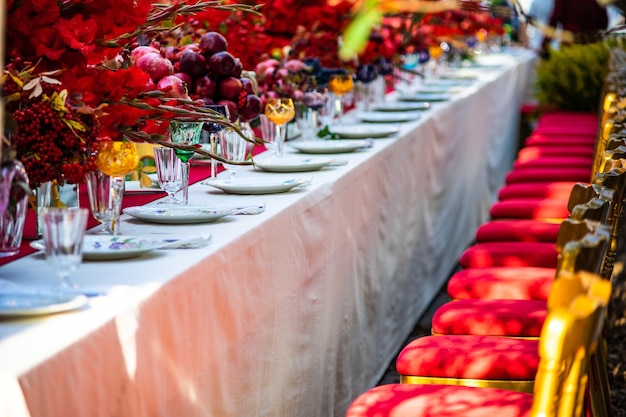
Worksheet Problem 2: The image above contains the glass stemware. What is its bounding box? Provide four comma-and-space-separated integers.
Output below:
302, 89, 328, 140
96, 141, 139, 235
220, 128, 249, 178
328, 73, 354, 125
153, 147, 183, 205
169, 121, 202, 205
85, 170, 119, 234
202, 104, 230, 178
40, 207, 88, 290
264, 98, 295, 158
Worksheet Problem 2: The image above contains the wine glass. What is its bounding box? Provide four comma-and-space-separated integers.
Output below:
220, 128, 249, 178
39, 207, 88, 290
153, 147, 183, 205
355, 64, 379, 112
169, 121, 202, 205
203, 104, 230, 178
328, 73, 354, 125
85, 170, 119, 234
302, 89, 328, 140
96, 141, 139, 235
264, 98, 295, 158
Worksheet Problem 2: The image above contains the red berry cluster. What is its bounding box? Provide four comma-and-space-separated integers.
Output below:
6, 80, 99, 187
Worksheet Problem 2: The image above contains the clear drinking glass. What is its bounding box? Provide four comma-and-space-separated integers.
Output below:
220, 128, 248, 178
264, 98, 295, 158
260, 114, 277, 154
328, 74, 354, 125
40, 207, 89, 289
153, 147, 183, 205
302, 89, 328, 140
96, 141, 139, 236
86, 170, 119, 234
202, 104, 230, 178
169, 121, 203, 205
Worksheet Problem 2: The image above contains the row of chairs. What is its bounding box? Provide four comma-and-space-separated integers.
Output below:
345, 95, 625, 416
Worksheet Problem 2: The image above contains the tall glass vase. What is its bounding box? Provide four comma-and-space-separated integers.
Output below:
0, 160, 30, 257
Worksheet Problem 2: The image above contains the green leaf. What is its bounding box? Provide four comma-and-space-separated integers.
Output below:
339, 7, 382, 62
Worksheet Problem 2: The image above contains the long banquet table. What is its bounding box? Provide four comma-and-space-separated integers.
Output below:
0, 50, 535, 417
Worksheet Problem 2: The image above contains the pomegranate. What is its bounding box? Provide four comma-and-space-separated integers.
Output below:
217, 76, 243, 100
195, 75, 217, 98
199, 31, 228, 56
208, 51, 237, 77
239, 94, 262, 122
178, 50, 207, 79
131, 46, 159, 63
136, 52, 173, 83
156, 75, 188, 98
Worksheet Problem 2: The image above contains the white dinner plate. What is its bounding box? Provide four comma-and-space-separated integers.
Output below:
398, 92, 450, 102
30, 235, 173, 260
123, 205, 234, 224
330, 124, 399, 139
372, 101, 431, 112
355, 111, 422, 123
204, 177, 309, 194
290, 140, 371, 154
0, 293, 87, 317
253, 156, 333, 172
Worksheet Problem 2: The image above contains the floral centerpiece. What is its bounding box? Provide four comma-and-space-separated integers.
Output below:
2, 0, 264, 191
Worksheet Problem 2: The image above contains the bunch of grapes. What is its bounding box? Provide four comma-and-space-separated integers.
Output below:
4, 78, 99, 188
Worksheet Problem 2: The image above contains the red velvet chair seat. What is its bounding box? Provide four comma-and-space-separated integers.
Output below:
396, 335, 539, 380
524, 134, 596, 147
513, 155, 592, 169
532, 124, 598, 136
497, 182, 578, 200
536, 111, 597, 124
459, 242, 557, 269
432, 299, 547, 337
517, 145, 594, 162
505, 167, 591, 185
346, 384, 533, 417
447, 266, 554, 301
489, 199, 569, 220
475, 219, 561, 242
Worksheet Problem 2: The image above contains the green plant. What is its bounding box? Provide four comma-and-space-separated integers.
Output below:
533, 41, 612, 112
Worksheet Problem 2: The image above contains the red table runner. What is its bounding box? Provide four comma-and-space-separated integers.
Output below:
0, 144, 268, 266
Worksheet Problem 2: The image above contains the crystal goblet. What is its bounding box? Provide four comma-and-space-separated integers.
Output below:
40, 207, 89, 290
302, 89, 328, 140
169, 121, 202, 205
220, 128, 249, 178
328, 74, 354, 125
96, 141, 139, 235
202, 104, 230, 178
153, 147, 183, 205
264, 98, 295, 158
86, 170, 119, 234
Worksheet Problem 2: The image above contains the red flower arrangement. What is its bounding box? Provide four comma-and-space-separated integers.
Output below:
2, 0, 261, 188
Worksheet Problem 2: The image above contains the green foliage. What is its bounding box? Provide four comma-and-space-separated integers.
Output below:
534, 42, 612, 112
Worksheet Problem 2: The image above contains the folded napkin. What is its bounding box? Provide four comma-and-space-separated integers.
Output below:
160, 235, 212, 249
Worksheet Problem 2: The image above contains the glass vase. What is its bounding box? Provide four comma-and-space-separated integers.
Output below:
0, 161, 29, 257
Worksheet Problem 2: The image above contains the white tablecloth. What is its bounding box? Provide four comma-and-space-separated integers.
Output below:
0, 50, 536, 417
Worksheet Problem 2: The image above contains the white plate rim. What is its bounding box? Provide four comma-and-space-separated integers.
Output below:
397, 92, 450, 102
355, 111, 421, 123
253, 156, 332, 172
123, 205, 233, 224
330, 124, 399, 139
204, 177, 304, 194
290, 140, 369, 154
0, 293, 87, 317
30, 236, 172, 260
372, 101, 431, 112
